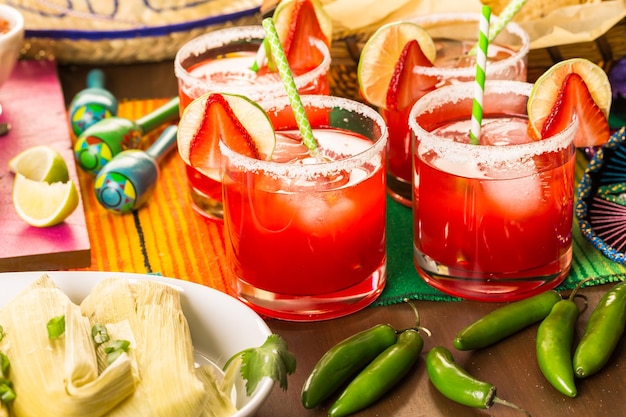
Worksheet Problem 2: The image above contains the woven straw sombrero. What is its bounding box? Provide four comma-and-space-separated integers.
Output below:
576, 126, 626, 264
13, 0, 262, 64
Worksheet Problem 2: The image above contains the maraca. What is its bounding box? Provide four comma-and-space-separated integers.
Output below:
68, 69, 118, 136
94, 125, 178, 214
74, 97, 179, 175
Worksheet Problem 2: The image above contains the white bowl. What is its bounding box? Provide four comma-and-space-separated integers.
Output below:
0, 4, 24, 88
0, 271, 274, 417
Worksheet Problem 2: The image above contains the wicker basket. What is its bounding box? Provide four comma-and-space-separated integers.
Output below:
328, 28, 372, 102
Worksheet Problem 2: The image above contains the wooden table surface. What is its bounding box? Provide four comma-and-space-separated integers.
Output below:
58, 61, 626, 417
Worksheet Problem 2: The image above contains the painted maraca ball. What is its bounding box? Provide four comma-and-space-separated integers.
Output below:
94, 171, 138, 214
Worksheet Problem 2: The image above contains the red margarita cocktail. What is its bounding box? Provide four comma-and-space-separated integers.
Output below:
377, 13, 529, 207
221, 95, 388, 321
174, 25, 331, 220
409, 81, 578, 302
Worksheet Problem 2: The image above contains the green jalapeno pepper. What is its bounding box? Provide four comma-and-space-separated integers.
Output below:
301, 324, 397, 409
573, 280, 626, 378
426, 346, 529, 414
535, 279, 590, 398
454, 290, 561, 350
536, 299, 579, 397
328, 329, 423, 417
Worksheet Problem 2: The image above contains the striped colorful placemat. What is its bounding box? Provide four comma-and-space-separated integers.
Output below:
72, 99, 231, 293
72, 99, 626, 305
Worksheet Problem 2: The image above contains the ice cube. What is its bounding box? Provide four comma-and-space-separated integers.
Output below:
481, 174, 545, 218
297, 191, 356, 231
479, 118, 531, 146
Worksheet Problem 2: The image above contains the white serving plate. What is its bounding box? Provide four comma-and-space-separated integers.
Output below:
0, 271, 274, 417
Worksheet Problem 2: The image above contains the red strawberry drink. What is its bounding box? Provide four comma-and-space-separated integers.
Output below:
175, 26, 331, 220
221, 95, 388, 321
385, 14, 529, 207
410, 81, 577, 302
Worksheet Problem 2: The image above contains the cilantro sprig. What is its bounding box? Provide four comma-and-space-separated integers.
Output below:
224, 334, 296, 396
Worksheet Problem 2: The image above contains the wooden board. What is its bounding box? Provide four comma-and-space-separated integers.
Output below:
0, 60, 91, 272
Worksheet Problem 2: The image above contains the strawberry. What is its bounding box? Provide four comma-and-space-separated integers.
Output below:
189, 94, 261, 172
385, 39, 438, 111
283, 0, 328, 72
541, 73, 610, 146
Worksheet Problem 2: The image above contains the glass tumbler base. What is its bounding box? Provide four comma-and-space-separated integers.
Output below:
414, 245, 571, 302
229, 262, 387, 322
189, 187, 223, 221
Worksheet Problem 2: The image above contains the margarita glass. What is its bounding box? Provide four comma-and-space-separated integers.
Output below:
174, 26, 331, 220
221, 95, 388, 321
410, 81, 578, 302
384, 13, 529, 207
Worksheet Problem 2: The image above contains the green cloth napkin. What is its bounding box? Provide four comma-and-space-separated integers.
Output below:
374, 151, 626, 306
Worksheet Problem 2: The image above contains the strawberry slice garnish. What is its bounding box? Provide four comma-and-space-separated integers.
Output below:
540, 73, 610, 146
282, 0, 328, 72
189, 94, 261, 170
386, 39, 438, 111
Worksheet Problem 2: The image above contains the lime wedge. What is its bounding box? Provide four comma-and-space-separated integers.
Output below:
8, 145, 70, 183
13, 174, 79, 227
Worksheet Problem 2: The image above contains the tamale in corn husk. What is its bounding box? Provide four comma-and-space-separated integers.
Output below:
80, 277, 236, 417
0, 274, 137, 417
196, 365, 239, 417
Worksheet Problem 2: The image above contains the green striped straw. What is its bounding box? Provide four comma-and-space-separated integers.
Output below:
489, 0, 528, 40
261, 17, 319, 155
469, 5, 491, 145
468, 0, 527, 55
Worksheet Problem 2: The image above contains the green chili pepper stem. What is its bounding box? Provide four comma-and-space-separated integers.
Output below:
567, 276, 595, 302
328, 329, 423, 417
454, 290, 561, 351
536, 300, 579, 398
573, 280, 626, 378
426, 346, 530, 415
398, 299, 432, 337
404, 298, 421, 327
301, 324, 397, 409
492, 397, 532, 417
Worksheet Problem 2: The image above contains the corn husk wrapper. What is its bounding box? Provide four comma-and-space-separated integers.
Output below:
80, 277, 236, 417
196, 366, 239, 417
0, 274, 136, 417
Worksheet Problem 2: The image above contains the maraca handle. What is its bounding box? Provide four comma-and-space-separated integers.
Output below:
136, 97, 180, 134
147, 125, 178, 163
87, 69, 106, 90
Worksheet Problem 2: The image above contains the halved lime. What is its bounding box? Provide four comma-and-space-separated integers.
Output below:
13, 174, 79, 227
8, 145, 70, 183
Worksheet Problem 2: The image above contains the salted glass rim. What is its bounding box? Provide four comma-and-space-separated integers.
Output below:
174, 25, 331, 101
409, 12, 530, 78
219, 94, 388, 178
408, 80, 578, 165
